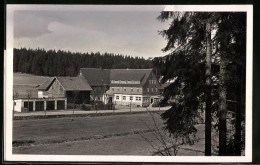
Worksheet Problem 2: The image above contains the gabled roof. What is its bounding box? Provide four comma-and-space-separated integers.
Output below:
38, 77, 56, 91
38, 77, 92, 91
80, 68, 153, 87
80, 68, 110, 86
56, 77, 92, 91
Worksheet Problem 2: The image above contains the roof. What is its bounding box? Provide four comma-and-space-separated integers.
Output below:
80, 68, 110, 86
38, 78, 56, 91
38, 76, 92, 91
13, 85, 39, 99
80, 68, 153, 87
56, 77, 92, 91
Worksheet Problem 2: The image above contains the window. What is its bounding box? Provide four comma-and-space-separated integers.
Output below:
151, 88, 153, 92
147, 88, 149, 92
137, 88, 139, 92
149, 80, 151, 84
123, 96, 126, 100
139, 97, 141, 101
124, 88, 126, 91
112, 87, 114, 91
130, 96, 133, 101
117, 88, 120, 91
131, 88, 133, 92
116, 96, 119, 100
156, 88, 158, 92
136, 97, 138, 101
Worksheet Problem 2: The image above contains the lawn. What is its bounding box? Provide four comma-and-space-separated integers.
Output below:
13, 73, 50, 86
13, 113, 164, 145
13, 113, 208, 155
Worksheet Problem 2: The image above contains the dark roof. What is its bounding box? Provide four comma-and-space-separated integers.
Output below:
38, 77, 92, 91
112, 72, 145, 81
56, 77, 92, 91
13, 85, 39, 99
38, 78, 56, 91
80, 68, 153, 87
80, 68, 110, 86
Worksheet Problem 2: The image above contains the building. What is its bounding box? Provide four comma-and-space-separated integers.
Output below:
79, 68, 162, 107
79, 68, 110, 103
14, 76, 92, 112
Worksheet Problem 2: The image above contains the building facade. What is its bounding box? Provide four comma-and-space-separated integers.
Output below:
14, 76, 92, 112
80, 68, 162, 107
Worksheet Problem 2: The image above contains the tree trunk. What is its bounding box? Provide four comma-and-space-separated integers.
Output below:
205, 22, 212, 156
235, 68, 243, 155
219, 56, 227, 156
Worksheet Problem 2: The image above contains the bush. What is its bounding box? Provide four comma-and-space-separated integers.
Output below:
21, 107, 28, 113
81, 104, 92, 111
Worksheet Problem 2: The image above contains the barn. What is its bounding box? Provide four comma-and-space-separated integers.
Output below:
14, 76, 92, 112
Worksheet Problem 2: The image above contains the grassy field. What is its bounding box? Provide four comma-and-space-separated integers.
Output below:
13, 73, 50, 86
13, 73, 50, 98
13, 112, 207, 156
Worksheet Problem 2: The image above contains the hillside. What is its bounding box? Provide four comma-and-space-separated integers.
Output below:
13, 48, 153, 77
13, 73, 50, 99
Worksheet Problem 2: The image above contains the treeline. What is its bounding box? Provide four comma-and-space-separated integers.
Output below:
13, 48, 153, 76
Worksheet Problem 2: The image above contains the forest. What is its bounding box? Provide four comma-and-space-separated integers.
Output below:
13, 48, 153, 76
153, 12, 246, 156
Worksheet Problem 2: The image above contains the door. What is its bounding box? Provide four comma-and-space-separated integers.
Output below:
36, 101, 44, 111
57, 100, 65, 110
150, 98, 153, 104
46, 101, 55, 110
24, 102, 33, 112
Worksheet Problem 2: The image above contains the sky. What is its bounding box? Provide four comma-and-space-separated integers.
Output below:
13, 5, 171, 58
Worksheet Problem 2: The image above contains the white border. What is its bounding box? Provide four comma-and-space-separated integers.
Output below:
5, 5, 253, 162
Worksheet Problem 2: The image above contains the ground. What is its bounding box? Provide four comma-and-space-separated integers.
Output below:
13, 112, 207, 156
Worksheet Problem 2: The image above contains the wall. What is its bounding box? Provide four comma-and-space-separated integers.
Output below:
47, 79, 66, 98
143, 72, 161, 96
113, 94, 143, 106
14, 99, 22, 112
109, 86, 143, 95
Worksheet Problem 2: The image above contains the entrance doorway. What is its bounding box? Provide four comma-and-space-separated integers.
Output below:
57, 100, 65, 110
35, 101, 44, 111
24, 102, 33, 112
46, 101, 55, 110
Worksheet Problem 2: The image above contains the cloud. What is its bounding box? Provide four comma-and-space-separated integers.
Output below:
13, 7, 170, 58
14, 11, 52, 38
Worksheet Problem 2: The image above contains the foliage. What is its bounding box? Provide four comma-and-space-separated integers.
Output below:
14, 48, 153, 76
155, 11, 246, 155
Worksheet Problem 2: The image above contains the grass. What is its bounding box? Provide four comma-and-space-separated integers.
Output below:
13, 72, 50, 86
13, 113, 164, 146
12, 113, 209, 156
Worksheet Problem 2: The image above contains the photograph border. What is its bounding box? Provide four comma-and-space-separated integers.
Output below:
3, 3, 254, 163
